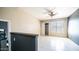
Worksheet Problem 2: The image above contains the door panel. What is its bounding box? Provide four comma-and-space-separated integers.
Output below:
11, 33, 36, 51
0, 21, 9, 51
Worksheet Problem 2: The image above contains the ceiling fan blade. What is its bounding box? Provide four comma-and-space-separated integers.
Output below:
44, 8, 52, 13
43, 7, 57, 17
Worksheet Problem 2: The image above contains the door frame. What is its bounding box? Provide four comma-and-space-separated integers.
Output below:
0, 19, 11, 51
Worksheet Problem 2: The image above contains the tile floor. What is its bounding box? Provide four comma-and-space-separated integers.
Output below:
38, 36, 79, 51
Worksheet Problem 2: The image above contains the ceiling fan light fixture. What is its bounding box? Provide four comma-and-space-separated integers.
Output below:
44, 7, 56, 18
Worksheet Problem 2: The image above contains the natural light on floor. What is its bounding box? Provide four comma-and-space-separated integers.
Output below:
56, 39, 64, 51
38, 36, 79, 51
50, 37, 64, 51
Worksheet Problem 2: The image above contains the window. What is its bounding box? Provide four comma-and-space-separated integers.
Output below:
40, 18, 67, 37
49, 19, 67, 37
56, 20, 64, 33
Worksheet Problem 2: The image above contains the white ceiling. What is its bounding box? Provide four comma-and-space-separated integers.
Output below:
20, 7, 78, 20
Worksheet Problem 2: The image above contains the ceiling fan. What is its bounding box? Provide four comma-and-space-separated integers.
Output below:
44, 8, 56, 18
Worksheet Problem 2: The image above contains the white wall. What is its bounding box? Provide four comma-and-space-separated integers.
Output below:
0, 7, 40, 34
